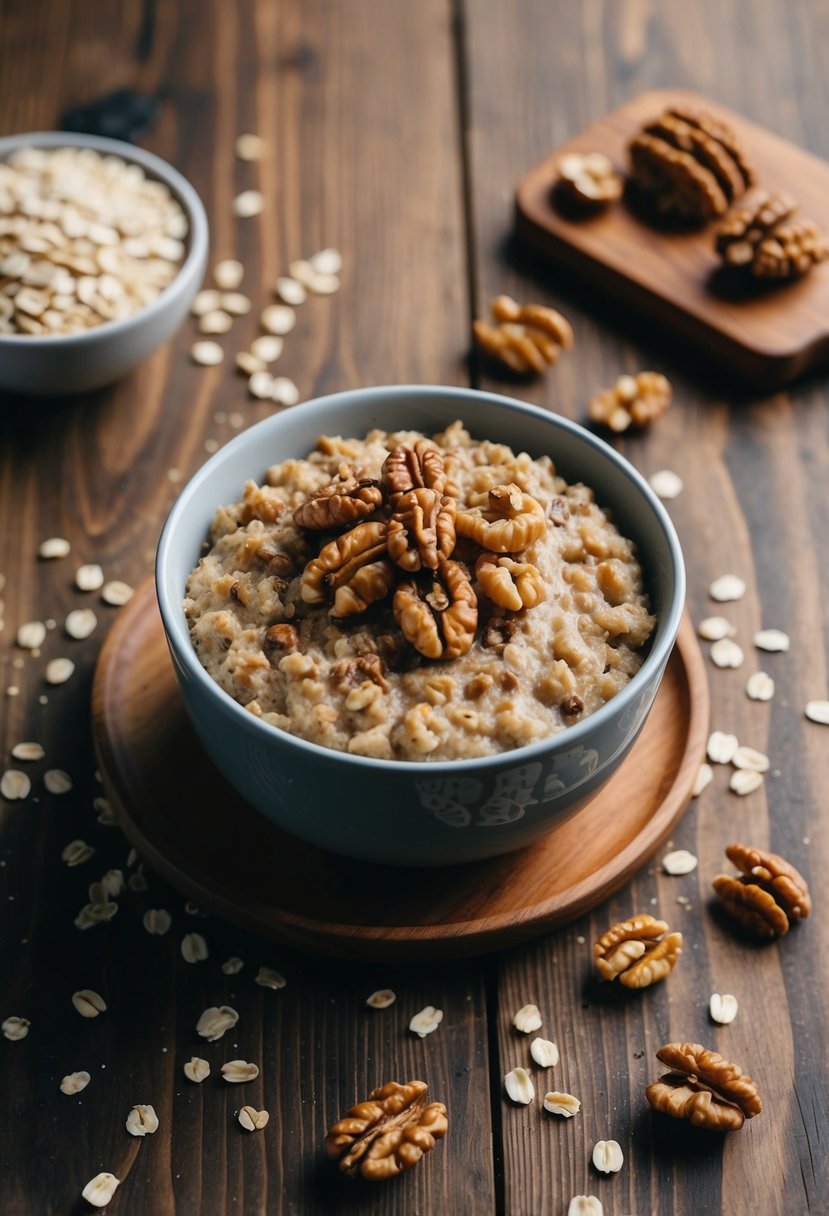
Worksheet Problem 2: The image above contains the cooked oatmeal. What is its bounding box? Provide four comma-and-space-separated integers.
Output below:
184, 423, 655, 760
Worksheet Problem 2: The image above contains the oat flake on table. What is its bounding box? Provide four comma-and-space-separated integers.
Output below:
698, 616, 736, 641
221, 957, 244, 975
709, 574, 746, 602
255, 966, 286, 990
691, 762, 713, 797
75, 563, 104, 592
65, 608, 97, 639
44, 768, 72, 794
648, 469, 683, 500
181, 932, 208, 963
81, 1173, 119, 1209
513, 1003, 543, 1034
730, 770, 764, 795
16, 620, 45, 649
45, 657, 75, 685
11, 742, 44, 762
184, 1057, 210, 1083
747, 672, 775, 702
710, 993, 739, 1024
38, 537, 70, 559
754, 628, 790, 652
530, 1037, 559, 1068
710, 637, 744, 669
504, 1067, 535, 1104
102, 580, 134, 606
60, 1070, 90, 1094
2, 1016, 30, 1041
1, 770, 31, 800
191, 340, 224, 366
239, 1105, 270, 1131
805, 700, 829, 725
221, 1059, 259, 1083
214, 259, 244, 290
732, 746, 769, 772
543, 1091, 581, 1116
592, 1139, 624, 1174
662, 849, 698, 875
707, 730, 739, 764
366, 989, 396, 1009
409, 1005, 443, 1037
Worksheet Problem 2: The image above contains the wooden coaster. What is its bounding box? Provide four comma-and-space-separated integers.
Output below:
92, 579, 708, 961
515, 89, 829, 388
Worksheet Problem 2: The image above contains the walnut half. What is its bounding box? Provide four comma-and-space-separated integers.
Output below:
712, 842, 811, 939
393, 559, 477, 660
646, 1042, 761, 1132
300, 521, 395, 617
593, 913, 682, 988
326, 1080, 447, 1181
456, 484, 547, 554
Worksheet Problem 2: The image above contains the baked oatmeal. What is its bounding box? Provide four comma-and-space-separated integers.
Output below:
184, 422, 655, 761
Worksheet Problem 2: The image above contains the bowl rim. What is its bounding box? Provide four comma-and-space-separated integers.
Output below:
156, 384, 686, 774
0, 129, 209, 346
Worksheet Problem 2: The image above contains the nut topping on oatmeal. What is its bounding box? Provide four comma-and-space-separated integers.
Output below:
387, 487, 457, 572
475, 554, 546, 612
293, 469, 384, 530
456, 484, 547, 553
382, 440, 449, 501
263, 623, 299, 655
300, 521, 395, 617
394, 559, 478, 660
332, 655, 390, 692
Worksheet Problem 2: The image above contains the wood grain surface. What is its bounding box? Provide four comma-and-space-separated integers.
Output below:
1, 1, 827, 1214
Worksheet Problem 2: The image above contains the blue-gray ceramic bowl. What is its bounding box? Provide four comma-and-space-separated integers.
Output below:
156, 385, 685, 866
0, 131, 209, 395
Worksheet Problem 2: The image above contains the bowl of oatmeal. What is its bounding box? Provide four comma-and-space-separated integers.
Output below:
0, 130, 208, 394
157, 385, 685, 865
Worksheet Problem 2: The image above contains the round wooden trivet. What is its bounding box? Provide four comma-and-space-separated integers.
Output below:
92, 578, 709, 961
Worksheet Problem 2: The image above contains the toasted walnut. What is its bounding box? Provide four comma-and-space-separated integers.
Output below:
263, 623, 299, 657
456, 484, 547, 553
382, 441, 448, 501
483, 616, 517, 649
594, 913, 682, 988
716, 190, 828, 279
332, 655, 390, 693
646, 1042, 762, 1131
293, 471, 383, 530
588, 372, 672, 432
326, 1080, 447, 1181
387, 487, 456, 572
475, 553, 546, 612
712, 842, 811, 938
238, 480, 285, 525
473, 294, 573, 374
393, 559, 477, 660
300, 521, 396, 617
556, 151, 622, 207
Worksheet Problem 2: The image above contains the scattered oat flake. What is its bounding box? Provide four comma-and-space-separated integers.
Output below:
513, 1003, 542, 1034
274, 276, 306, 305
648, 469, 683, 499
46, 657, 75, 685
214, 259, 244, 290
692, 762, 713, 797
272, 376, 300, 406
255, 966, 286, 990
11, 742, 44, 762
543, 1091, 581, 1117
94, 796, 116, 824
221, 957, 244, 975
221, 1059, 259, 1083
366, 989, 396, 1010
72, 989, 106, 1018
2, 1016, 30, 1041
309, 247, 343, 276
60, 1070, 90, 1094
698, 616, 736, 641
127, 869, 148, 892
248, 370, 275, 399
288, 259, 315, 286
1, 770, 31, 800
710, 637, 744, 669
753, 629, 790, 652
181, 932, 208, 963
196, 1005, 239, 1041
707, 730, 739, 764
192, 289, 221, 316
730, 770, 764, 796
65, 608, 97, 639
38, 537, 70, 559
184, 1057, 210, 1083
662, 849, 698, 875
102, 580, 134, 606
232, 190, 264, 218
221, 292, 251, 317
62, 839, 95, 867
504, 1067, 535, 1104
747, 672, 775, 702
204, 438, 219, 454
191, 340, 224, 366
75, 563, 104, 591
199, 309, 232, 335
235, 133, 266, 161
235, 351, 266, 376
239, 1105, 270, 1131
568, 1198, 603, 1216
143, 909, 172, 936
732, 746, 770, 772
250, 334, 283, 362
805, 700, 829, 725
305, 271, 339, 295
592, 1139, 624, 1174
709, 574, 746, 602
82, 1173, 120, 1209
530, 1037, 559, 1068
126, 1104, 158, 1137
16, 620, 46, 649
6, 687, 19, 697
44, 768, 72, 794
710, 993, 738, 1024
409, 1005, 443, 1037
260, 304, 295, 335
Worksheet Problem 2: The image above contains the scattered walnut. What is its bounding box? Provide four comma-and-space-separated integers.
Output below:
473, 294, 573, 374
645, 1042, 761, 1131
326, 1080, 447, 1181
712, 842, 811, 939
387, 487, 456, 572
593, 913, 683, 988
475, 553, 546, 612
588, 372, 672, 432
556, 151, 622, 208
456, 484, 547, 553
716, 190, 828, 279
300, 521, 396, 617
394, 559, 477, 660
293, 473, 383, 530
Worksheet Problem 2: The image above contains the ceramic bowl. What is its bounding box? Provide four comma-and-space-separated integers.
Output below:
156, 385, 685, 866
0, 131, 209, 395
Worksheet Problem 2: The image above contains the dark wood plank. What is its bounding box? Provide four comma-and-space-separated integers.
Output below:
462, 1, 828, 1213
0, 2, 495, 1213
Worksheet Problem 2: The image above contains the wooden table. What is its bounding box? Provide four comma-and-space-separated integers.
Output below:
1, 3, 827, 1213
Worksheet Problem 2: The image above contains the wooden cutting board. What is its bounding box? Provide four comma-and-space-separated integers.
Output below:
91, 579, 709, 961
515, 89, 829, 387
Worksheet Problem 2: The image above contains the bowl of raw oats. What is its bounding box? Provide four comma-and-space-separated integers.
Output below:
156, 385, 685, 865
0, 130, 208, 394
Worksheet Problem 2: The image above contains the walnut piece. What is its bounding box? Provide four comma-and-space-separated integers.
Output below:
382, 441, 448, 501
394, 559, 478, 660
456, 483, 547, 553
475, 553, 546, 612
300, 521, 396, 617
387, 487, 456, 572
473, 294, 573, 374
556, 151, 622, 207
712, 841, 811, 938
716, 190, 828, 279
593, 913, 682, 988
646, 1042, 761, 1131
263, 623, 299, 657
332, 655, 390, 693
293, 468, 383, 530
326, 1080, 447, 1181
588, 372, 672, 433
